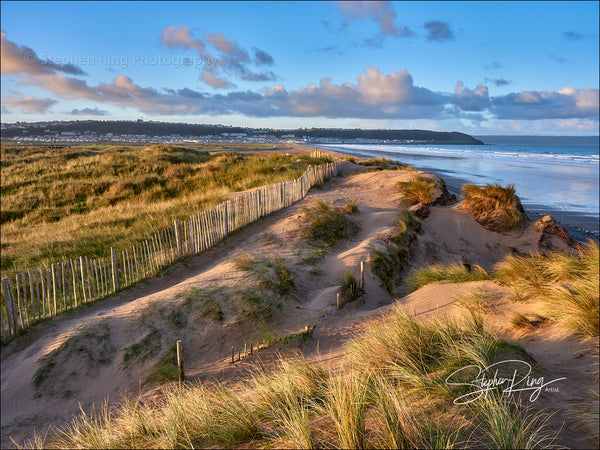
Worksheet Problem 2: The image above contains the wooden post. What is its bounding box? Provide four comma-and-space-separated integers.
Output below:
8, 278, 20, 332
337, 292, 342, 310
2, 278, 17, 336
71, 260, 78, 308
244, 343, 247, 359
15, 275, 24, 329
250, 343, 253, 355
34, 268, 41, 320
0, 290, 4, 341
110, 247, 119, 292
80, 257, 87, 303
224, 201, 229, 237
176, 340, 185, 386
85, 257, 92, 302
66, 261, 73, 309
231, 346, 235, 364
174, 220, 182, 258
51, 263, 57, 315
61, 261, 67, 310
40, 266, 47, 317
360, 261, 365, 290
121, 251, 128, 287
29, 270, 37, 321
21, 273, 30, 327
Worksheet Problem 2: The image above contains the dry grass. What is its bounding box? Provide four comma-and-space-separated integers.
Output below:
494, 240, 599, 337
301, 199, 358, 248
398, 176, 437, 206
460, 183, 527, 232
406, 261, 490, 292
1, 144, 331, 279
19, 305, 562, 449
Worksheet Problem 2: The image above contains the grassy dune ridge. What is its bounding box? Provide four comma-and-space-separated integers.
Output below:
407, 240, 599, 338
19, 305, 561, 449
1, 144, 331, 279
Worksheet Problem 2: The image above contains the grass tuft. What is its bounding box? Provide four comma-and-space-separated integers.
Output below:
461, 183, 527, 232
398, 176, 437, 206
406, 261, 490, 292
494, 240, 599, 337
302, 199, 357, 248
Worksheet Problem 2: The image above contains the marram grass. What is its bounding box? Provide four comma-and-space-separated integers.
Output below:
494, 240, 599, 337
406, 261, 490, 292
18, 307, 561, 449
461, 183, 527, 232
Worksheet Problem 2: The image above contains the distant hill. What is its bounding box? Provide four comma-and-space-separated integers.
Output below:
1, 121, 484, 144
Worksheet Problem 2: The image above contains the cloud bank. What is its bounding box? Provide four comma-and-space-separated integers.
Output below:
1, 31, 598, 125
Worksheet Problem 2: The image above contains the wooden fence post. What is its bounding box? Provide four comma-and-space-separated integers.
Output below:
174, 220, 182, 257
360, 261, 365, 290
337, 292, 342, 310
110, 247, 119, 292
2, 278, 17, 336
176, 340, 185, 386
51, 263, 57, 315
224, 201, 229, 237
79, 257, 87, 304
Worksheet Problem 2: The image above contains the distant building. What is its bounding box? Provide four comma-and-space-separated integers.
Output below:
61, 131, 76, 136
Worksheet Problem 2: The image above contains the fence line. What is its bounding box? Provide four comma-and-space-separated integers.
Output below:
1, 155, 341, 339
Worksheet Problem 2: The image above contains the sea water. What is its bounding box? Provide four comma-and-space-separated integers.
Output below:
316, 138, 599, 234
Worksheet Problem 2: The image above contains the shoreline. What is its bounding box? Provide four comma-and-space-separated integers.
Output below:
305, 144, 599, 242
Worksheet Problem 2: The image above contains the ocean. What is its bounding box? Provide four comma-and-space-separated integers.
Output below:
316, 137, 599, 236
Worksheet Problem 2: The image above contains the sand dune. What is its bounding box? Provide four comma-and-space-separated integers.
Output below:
1, 159, 597, 449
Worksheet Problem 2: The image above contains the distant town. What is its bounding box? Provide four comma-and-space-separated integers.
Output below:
0, 120, 484, 146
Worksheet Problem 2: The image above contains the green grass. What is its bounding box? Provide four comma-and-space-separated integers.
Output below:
1, 144, 332, 279
294, 199, 359, 266
340, 271, 361, 302
359, 158, 414, 171
510, 313, 547, 331
238, 289, 283, 323
370, 210, 421, 294
406, 261, 490, 292
33, 319, 116, 392
302, 199, 358, 248
398, 176, 438, 206
408, 241, 598, 339
146, 345, 179, 384
122, 328, 163, 367
178, 287, 224, 323
233, 251, 296, 297
460, 183, 527, 232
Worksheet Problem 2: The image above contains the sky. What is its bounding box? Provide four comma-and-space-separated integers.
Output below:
1, 1, 598, 135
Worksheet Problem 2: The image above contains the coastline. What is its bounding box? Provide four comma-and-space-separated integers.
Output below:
305, 144, 599, 242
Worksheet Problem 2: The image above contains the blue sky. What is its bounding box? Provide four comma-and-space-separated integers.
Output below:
1, 1, 598, 135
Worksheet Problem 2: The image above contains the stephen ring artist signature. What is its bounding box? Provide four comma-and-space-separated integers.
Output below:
445, 359, 566, 404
